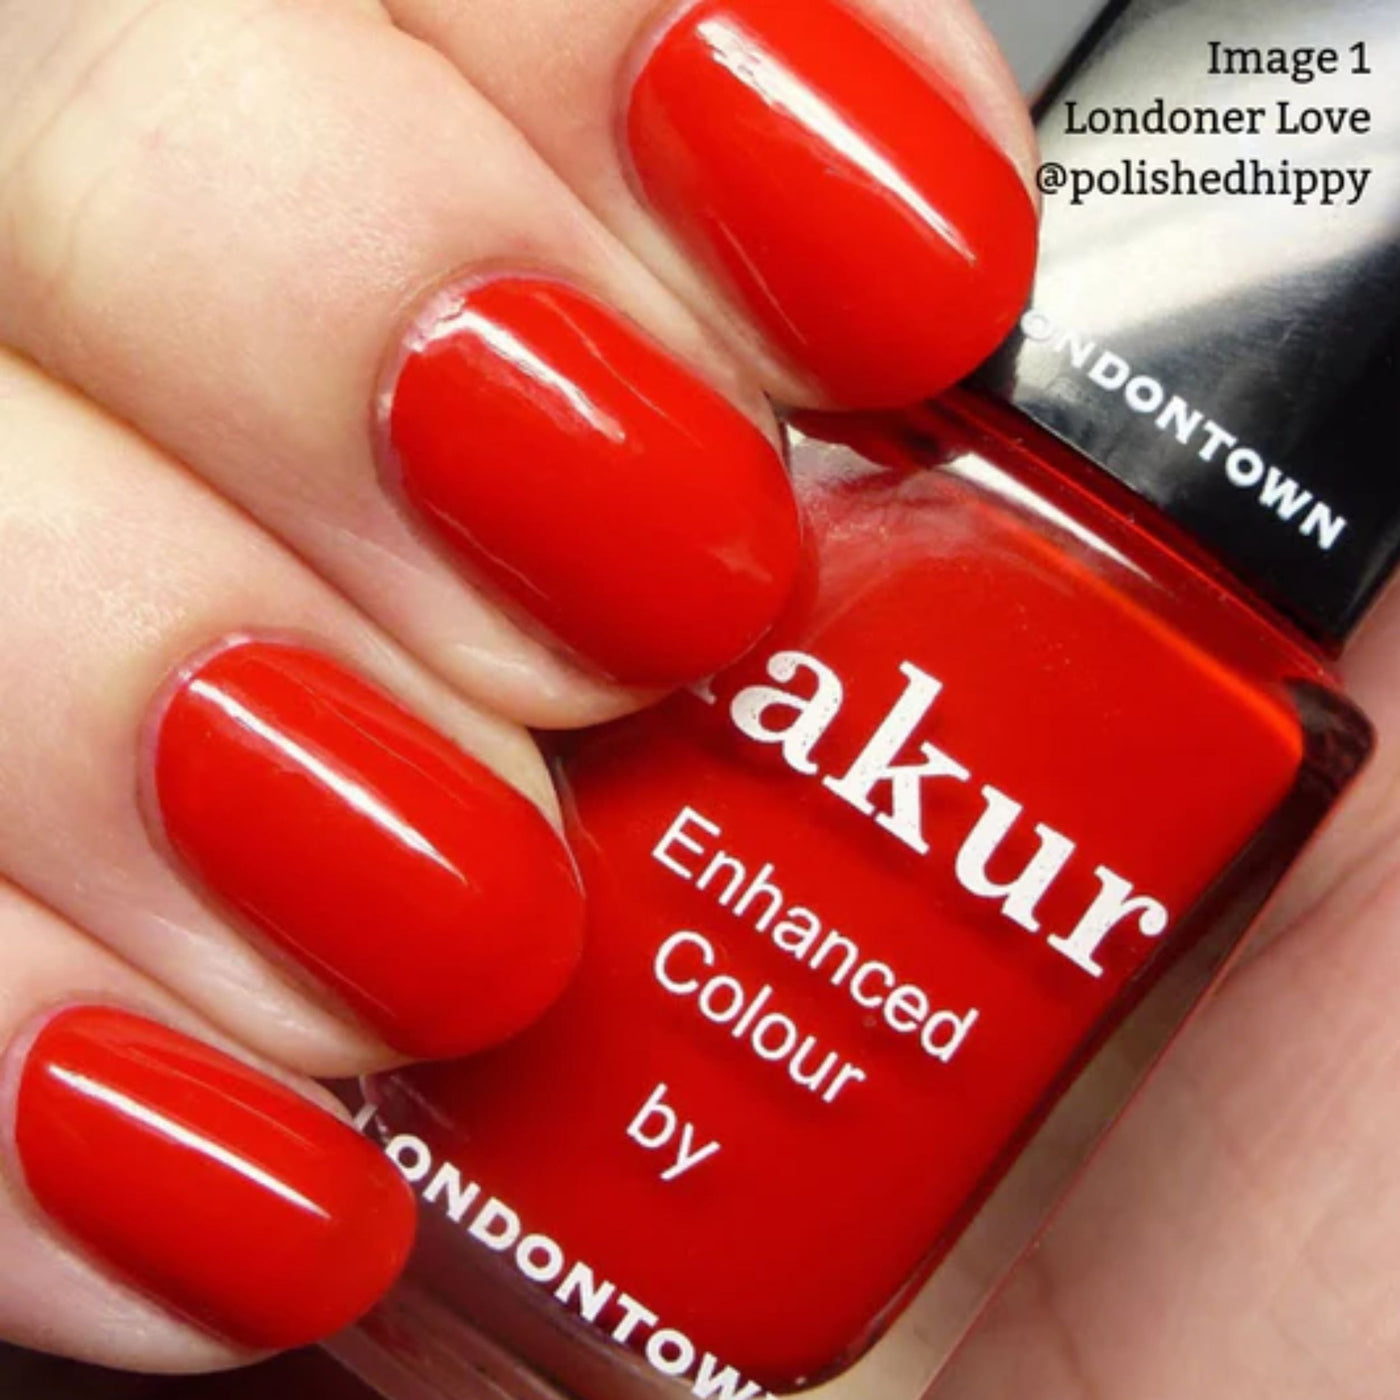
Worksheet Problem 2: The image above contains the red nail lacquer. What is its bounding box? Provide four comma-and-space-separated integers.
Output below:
15, 1007, 415, 1350
152, 641, 584, 1060
626, 0, 1037, 409
386, 277, 801, 687
346, 0, 1399, 1396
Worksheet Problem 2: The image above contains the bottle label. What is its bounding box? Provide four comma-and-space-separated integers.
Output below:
364, 455, 1309, 1392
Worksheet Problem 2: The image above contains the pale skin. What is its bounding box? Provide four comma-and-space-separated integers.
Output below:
0, 1, 1394, 1395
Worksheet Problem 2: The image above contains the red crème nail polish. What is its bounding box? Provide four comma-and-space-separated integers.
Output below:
152, 642, 584, 1060
352, 1, 1397, 1396
625, 0, 1037, 410
387, 277, 801, 687
372, 399, 1366, 1388
16, 1007, 415, 1350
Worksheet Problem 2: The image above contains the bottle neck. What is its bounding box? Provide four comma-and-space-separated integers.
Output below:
939, 387, 1343, 668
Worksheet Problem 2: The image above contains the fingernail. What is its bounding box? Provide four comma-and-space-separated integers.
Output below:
13, 1006, 415, 1350
151, 641, 585, 1059
384, 275, 802, 687
625, 0, 1038, 409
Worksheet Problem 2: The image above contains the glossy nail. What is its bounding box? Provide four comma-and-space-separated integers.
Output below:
152, 641, 585, 1059
14, 1007, 415, 1350
626, 0, 1038, 408
386, 276, 802, 686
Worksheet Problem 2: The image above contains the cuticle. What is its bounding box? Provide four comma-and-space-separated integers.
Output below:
134, 628, 421, 1048
367, 264, 632, 693
136, 628, 353, 871
0, 998, 182, 1187
0, 1002, 133, 1250
610, 0, 835, 412
371, 259, 582, 511
613, 0, 710, 206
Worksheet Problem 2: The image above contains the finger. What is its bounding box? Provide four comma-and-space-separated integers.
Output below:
0, 0, 800, 710
932, 590, 1400, 1398
0, 886, 412, 1371
386, 0, 1039, 409
0, 349, 582, 1074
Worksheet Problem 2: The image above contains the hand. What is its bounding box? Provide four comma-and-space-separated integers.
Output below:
0, 0, 1034, 1379
934, 623, 1400, 1396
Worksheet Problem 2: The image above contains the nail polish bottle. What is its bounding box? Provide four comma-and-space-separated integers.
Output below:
342, 0, 1399, 1395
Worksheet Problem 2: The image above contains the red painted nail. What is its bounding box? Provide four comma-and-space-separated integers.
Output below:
626, 0, 1038, 409
14, 1007, 415, 1350
386, 276, 802, 687
152, 642, 584, 1059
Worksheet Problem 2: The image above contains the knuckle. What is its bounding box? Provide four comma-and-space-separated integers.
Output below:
0, 0, 305, 343
0, 1, 170, 330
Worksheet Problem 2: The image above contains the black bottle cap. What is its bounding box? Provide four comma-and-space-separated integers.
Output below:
979, 0, 1400, 647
